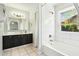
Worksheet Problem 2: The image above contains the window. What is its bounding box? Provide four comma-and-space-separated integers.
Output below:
60, 7, 79, 32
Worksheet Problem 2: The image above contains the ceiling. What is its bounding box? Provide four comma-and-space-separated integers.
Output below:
4, 3, 39, 12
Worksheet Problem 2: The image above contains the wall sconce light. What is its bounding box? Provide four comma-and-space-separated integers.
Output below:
11, 12, 25, 18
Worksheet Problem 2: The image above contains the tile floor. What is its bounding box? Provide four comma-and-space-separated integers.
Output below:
2, 44, 45, 56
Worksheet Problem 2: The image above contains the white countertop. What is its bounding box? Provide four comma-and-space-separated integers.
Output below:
43, 41, 79, 56
3, 32, 33, 36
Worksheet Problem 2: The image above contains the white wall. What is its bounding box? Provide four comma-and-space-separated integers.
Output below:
34, 11, 39, 47
55, 3, 79, 47
0, 4, 5, 56
29, 11, 37, 47
0, 23, 4, 55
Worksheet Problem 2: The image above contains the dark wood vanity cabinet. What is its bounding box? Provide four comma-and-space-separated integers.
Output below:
3, 34, 33, 50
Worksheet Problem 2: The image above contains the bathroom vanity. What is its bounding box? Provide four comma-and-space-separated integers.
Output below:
1, 5, 34, 50
3, 33, 33, 49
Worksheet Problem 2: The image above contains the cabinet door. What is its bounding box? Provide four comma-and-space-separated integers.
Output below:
12, 35, 19, 47
3, 36, 12, 49
27, 34, 33, 43
3, 35, 17, 49
12, 35, 22, 47
18, 35, 23, 46
3, 36, 8, 49
22, 34, 33, 45
22, 34, 28, 44
8, 36, 13, 48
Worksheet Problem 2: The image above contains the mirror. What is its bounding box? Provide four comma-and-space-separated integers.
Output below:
7, 17, 21, 32
10, 21, 18, 31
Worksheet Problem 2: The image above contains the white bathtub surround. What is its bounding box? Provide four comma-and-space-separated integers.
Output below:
43, 41, 79, 56
41, 3, 56, 56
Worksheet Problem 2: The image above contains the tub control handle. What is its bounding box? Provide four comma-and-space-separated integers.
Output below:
49, 34, 52, 38
49, 40, 53, 42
